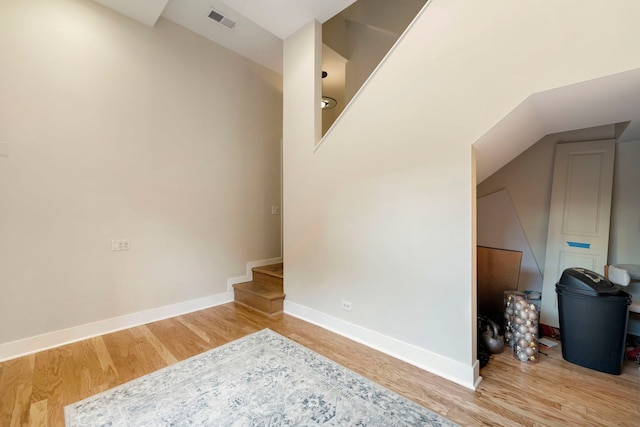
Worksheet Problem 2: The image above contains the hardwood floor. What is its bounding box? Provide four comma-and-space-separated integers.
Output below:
0, 302, 638, 426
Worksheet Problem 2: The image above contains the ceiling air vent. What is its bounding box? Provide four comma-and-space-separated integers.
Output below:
208, 9, 237, 30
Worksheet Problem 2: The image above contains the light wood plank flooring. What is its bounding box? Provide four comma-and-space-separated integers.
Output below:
0, 302, 638, 426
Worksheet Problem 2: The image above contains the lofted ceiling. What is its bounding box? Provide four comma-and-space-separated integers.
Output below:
90, 0, 357, 74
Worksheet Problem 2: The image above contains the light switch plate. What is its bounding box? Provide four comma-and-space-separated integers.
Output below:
0, 142, 8, 157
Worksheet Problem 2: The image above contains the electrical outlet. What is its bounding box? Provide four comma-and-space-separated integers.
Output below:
341, 300, 352, 311
111, 239, 131, 251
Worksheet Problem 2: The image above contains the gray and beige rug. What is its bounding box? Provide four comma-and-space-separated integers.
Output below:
65, 329, 457, 426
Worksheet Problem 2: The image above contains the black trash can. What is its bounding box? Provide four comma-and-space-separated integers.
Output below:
556, 267, 631, 375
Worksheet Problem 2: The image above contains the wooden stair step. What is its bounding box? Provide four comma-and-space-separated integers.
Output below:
252, 263, 283, 278
233, 280, 285, 315
252, 263, 283, 286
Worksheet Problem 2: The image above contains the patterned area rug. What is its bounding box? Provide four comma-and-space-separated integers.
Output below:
65, 329, 458, 426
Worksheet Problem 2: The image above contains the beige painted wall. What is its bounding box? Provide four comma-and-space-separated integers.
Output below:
283, 0, 640, 388
0, 0, 282, 345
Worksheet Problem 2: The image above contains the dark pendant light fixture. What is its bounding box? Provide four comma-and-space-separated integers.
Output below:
321, 71, 337, 110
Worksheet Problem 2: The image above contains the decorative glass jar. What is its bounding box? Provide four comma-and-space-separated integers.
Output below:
504, 291, 539, 363
503, 291, 524, 347
504, 291, 540, 363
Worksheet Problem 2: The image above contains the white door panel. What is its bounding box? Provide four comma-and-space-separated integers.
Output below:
559, 251, 597, 273
540, 140, 615, 327
562, 151, 608, 235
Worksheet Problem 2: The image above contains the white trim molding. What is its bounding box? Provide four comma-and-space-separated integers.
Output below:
284, 300, 481, 390
227, 257, 283, 291
0, 291, 233, 363
1, 256, 284, 363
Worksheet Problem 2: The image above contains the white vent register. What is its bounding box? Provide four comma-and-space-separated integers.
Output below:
208, 10, 237, 30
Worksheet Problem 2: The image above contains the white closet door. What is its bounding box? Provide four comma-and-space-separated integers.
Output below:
539, 140, 616, 327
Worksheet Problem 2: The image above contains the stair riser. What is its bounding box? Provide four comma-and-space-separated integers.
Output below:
253, 271, 283, 287
234, 288, 283, 315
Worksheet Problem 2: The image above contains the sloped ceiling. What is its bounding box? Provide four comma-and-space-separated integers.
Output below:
91, 0, 169, 26
475, 68, 640, 183
90, 0, 357, 74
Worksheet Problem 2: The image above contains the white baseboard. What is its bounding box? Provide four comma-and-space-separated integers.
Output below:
1, 256, 283, 363
0, 291, 233, 363
227, 257, 283, 291
284, 300, 481, 390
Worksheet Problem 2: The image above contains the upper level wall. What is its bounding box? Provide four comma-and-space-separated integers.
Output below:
321, 0, 427, 133
283, 0, 640, 389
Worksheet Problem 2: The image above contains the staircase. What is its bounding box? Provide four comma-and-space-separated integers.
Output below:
233, 263, 284, 315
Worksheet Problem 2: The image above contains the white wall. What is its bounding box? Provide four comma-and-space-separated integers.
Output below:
0, 0, 282, 347
283, 0, 640, 389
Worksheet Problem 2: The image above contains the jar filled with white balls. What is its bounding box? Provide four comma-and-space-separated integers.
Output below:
503, 291, 525, 348
504, 291, 539, 363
